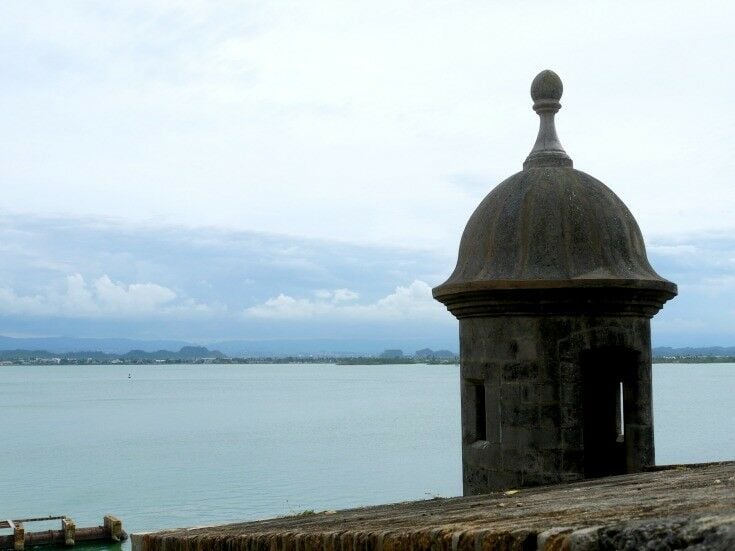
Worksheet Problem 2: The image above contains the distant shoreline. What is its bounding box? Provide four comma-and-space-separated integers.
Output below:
0, 357, 459, 366
1, 344, 734, 366
652, 356, 735, 364
2, 356, 734, 366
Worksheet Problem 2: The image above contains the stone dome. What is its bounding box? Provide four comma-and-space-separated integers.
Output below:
433, 71, 676, 305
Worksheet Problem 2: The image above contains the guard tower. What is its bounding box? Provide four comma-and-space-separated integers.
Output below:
433, 70, 677, 495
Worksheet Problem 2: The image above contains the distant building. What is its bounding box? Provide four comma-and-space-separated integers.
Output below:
379, 349, 403, 359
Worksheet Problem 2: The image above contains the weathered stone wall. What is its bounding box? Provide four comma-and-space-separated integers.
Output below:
459, 315, 653, 494
133, 462, 735, 551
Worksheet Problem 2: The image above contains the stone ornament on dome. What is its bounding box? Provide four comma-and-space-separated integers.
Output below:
524, 69, 573, 169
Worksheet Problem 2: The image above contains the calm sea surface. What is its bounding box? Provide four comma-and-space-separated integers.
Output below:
1, 363, 733, 549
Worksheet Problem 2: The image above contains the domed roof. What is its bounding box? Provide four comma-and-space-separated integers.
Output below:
434, 70, 676, 303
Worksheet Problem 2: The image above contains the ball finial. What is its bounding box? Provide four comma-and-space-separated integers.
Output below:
530, 70, 563, 102
524, 69, 571, 169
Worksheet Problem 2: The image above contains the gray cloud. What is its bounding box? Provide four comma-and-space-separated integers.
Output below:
0, 214, 731, 347
1, 2, 733, 250
0, 214, 453, 340
0, 3, 733, 347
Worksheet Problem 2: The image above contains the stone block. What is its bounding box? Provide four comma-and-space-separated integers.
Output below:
382, 533, 409, 551
560, 404, 581, 428
537, 527, 574, 550
522, 470, 562, 487
539, 404, 561, 428
560, 380, 582, 405
304, 533, 324, 551
459, 360, 487, 381
536, 383, 558, 404
562, 450, 585, 474
501, 361, 537, 382
515, 336, 538, 361
561, 427, 582, 449
537, 427, 562, 450
518, 383, 537, 403
454, 530, 476, 551
464, 440, 502, 468
540, 450, 562, 472
507, 404, 539, 427
501, 426, 533, 449
560, 362, 579, 384
500, 382, 521, 404
341, 532, 354, 551
567, 526, 603, 551
463, 466, 489, 490
521, 451, 544, 473
484, 470, 522, 492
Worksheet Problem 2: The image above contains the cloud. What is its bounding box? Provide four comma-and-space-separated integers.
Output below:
0, 288, 47, 317
2, 2, 734, 252
0, 212, 733, 346
65, 274, 178, 316
0, 273, 211, 318
648, 244, 699, 257
245, 280, 446, 322
0, 214, 454, 339
687, 275, 735, 297
654, 317, 708, 334
314, 288, 359, 302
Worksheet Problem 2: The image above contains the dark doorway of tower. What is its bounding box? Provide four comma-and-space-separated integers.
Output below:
581, 347, 640, 478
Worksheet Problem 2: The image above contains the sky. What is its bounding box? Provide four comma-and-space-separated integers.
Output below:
0, 1, 734, 351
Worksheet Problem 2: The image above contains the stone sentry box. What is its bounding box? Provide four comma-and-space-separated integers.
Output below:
433, 70, 677, 495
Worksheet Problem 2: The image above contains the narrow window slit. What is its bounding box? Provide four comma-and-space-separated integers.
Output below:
616, 381, 625, 442
474, 382, 487, 441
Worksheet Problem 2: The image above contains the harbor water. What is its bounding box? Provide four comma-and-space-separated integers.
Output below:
1, 363, 733, 549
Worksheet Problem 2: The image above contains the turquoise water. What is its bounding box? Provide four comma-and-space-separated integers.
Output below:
1, 363, 733, 549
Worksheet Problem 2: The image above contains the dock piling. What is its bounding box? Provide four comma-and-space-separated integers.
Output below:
104, 516, 122, 542
12, 522, 23, 551
61, 518, 74, 546
0, 516, 125, 550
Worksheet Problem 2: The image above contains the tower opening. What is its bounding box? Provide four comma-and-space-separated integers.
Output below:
581, 348, 637, 478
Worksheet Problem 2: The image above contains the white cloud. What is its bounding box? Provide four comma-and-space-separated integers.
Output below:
93, 275, 176, 313
247, 294, 329, 320
2, 2, 734, 251
332, 289, 359, 302
314, 288, 359, 302
654, 317, 708, 334
687, 275, 735, 297
245, 280, 451, 321
0, 288, 47, 316
648, 244, 698, 257
245, 280, 446, 322
0, 274, 211, 318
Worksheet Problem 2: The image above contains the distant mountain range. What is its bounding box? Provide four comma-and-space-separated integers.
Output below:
0, 335, 458, 357
0, 346, 225, 361
0, 336, 191, 355
0, 335, 731, 360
